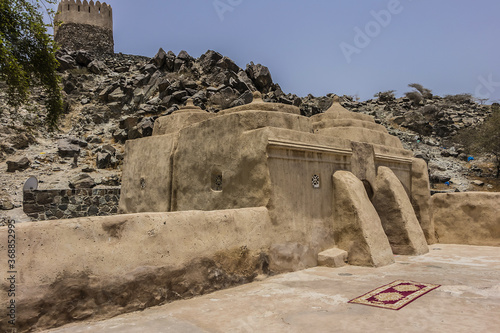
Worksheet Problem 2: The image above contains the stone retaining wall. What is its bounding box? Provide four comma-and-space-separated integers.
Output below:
23, 188, 120, 221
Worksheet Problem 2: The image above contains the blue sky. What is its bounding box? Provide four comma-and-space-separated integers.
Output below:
47, 0, 500, 102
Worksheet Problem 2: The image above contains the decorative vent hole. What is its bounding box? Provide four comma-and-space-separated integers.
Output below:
312, 175, 320, 189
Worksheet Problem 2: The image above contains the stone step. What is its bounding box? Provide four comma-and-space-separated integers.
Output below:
317, 248, 348, 268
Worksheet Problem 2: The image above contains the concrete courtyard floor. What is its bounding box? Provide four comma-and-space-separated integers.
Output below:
46, 244, 500, 333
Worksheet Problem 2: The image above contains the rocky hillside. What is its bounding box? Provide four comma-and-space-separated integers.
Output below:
1, 48, 497, 222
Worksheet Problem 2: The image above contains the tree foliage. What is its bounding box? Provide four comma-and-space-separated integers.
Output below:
408, 83, 433, 99
405, 91, 423, 105
455, 103, 500, 178
405, 83, 433, 105
0, 0, 62, 130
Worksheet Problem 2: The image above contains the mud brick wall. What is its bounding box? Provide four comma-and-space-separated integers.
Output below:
23, 188, 120, 221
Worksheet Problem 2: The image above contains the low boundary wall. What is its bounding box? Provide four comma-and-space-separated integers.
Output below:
431, 192, 500, 246
0, 208, 273, 332
23, 188, 120, 221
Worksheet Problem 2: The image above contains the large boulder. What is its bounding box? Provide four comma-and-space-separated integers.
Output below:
57, 138, 85, 158
165, 51, 176, 72
96, 152, 113, 169
245, 62, 273, 93
69, 173, 96, 189
237, 70, 256, 91
372, 167, 429, 255
7, 157, 31, 172
119, 116, 139, 130
216, 56, 240, 73
177, 50, 194, 62
88, 60, 108, 74
138, 118, 155, 137
151, 48, 167, 68
75, 50, 93, 67
8, 133, 36, 150
199, 50, 223, 71
332, 171, 394, 267
56, 53, 76, 71
96, 145, 118, 169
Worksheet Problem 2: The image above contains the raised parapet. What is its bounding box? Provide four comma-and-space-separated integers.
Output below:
54, 0, 114, 54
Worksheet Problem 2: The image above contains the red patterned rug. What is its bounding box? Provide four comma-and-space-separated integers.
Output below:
349, 280, 440, 310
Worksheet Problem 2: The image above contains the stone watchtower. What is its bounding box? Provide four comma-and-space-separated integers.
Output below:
54, 0, 114, 54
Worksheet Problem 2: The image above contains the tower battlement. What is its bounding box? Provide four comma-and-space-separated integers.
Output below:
55, 0, 113, 33
54, 0, 114, 54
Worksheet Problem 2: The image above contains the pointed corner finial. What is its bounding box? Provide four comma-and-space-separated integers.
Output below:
252, 91, 263, 103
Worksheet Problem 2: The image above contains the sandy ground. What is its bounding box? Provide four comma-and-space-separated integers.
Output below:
44, 244, 500, 333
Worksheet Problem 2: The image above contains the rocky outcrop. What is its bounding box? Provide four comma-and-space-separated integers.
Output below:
246, 62, 273, 93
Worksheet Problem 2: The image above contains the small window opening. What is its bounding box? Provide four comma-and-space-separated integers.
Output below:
89, 7, 91, 13
211, 171, 223, 192
68, 4, 70, 10
78, 6, 80, 11
98, 8, 101, 13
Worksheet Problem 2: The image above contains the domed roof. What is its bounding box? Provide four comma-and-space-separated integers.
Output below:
220, 91, 301, 115
320, 96, 374, 122
172, 99, 205, 114
312, 96, 404, 149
